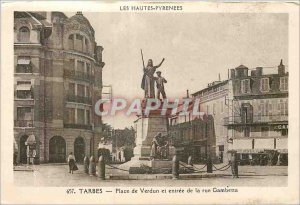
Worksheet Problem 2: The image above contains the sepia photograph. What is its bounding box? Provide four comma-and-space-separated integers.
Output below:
1, 1, 299, 204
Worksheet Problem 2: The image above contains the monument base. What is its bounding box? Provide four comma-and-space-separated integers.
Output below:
118, 157, 173, 174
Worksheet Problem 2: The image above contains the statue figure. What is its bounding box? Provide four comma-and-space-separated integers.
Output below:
155, 71, 167, 99
150, 132, 169, 160
140, 50, 165, 98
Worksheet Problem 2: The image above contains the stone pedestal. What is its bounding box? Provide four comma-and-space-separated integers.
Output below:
133, 114, 175, 160
118, 106, 176, 173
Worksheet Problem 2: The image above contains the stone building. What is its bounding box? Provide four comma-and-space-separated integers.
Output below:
169, 87, 229, 164
192, 80, 230, 163
169, 61, 288, 165
14, 11, 105, 164
225, 61, 288, 165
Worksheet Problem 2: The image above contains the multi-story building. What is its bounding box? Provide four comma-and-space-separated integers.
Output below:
14, 11, 105, 164
192, 80, 230, 163
169, 61, 288, 165
169, 86, 230, 164
225, 61, 288, 165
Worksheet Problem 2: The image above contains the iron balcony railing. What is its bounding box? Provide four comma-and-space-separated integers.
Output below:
14, 120, 34, 127
63, 69, 94, 83
67, 94, 92, 105
223, 114, 288, 125
64, 123, 92, 130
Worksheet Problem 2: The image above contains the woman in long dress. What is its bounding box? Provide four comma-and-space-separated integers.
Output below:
67, 152, 76, 174
141, 58, 165, 98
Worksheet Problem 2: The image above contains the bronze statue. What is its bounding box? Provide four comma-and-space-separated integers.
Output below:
150, 132, 169, 160
155, 71, 167, 99
140, 50, 165, 99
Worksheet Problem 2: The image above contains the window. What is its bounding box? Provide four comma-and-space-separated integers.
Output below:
259, 100, 272, 116
86, 86, 90, 98
69, 83, 75, 95
86, 110, 90, 125
17, 107, 32, 120
86, 63, 91, 75
85, 38, 89, 53
75, 34, 83, 51
278, 99, 288, 116
16, 56, 32, 73
241, 79, 251, 94
77, 84, 84, 97
244, 127, 250, 137
69, 59, 75, 71
260, 78, 270, 92
280, 77, 288, 91
261, 127, 269, 137
77, 109, 84, 124
67, 108, 75, 124
68, 35, 74, 50
77, 61, 84, 73
18, 27, 30, 42
16, 81, 32, 99
206, 105, 209, 115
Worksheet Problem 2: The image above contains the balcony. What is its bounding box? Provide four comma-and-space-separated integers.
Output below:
63, 69, 94, 83
64, 123, 92, 130
14, 120, 34, 127
223, 114, 288, 126
67, 94, 92, 105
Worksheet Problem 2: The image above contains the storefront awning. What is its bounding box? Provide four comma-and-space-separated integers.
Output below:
277, 149, 288, 154
16, 84, 31, 91
230, 149, 265, 154
17, 59, 31, 65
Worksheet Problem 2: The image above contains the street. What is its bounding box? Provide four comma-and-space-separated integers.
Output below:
14, 164, 287, 187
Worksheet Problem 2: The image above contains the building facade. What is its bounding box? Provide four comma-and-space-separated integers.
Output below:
169, 61, 288, 165
225, 61, 288, 165
14, 12, 105, 164
169, 86, 230, 164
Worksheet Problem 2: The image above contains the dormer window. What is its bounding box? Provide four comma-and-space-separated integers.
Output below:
18, 26, 30, 42
280, 76, 288, 91
260, 78, 270, 92
241, 79, 251, 94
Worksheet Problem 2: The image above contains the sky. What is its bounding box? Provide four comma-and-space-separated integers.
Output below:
67, 12, 288, 129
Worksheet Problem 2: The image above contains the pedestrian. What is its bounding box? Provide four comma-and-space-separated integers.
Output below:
67, 152, 76, 174
230, 152, 239, 178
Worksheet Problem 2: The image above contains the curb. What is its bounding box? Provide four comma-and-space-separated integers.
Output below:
106, 173, 224, 180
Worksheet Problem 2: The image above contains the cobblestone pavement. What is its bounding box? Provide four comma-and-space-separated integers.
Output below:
14, 164, 287, 187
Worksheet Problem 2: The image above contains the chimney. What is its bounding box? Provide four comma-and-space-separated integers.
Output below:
218, 73, 221, 81
186, 89, 189, 98
256, 67, 263, 76
230, 69, 235, 79
278, 59, 285, 75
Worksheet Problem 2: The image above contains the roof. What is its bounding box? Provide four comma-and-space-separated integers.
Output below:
69, 12, 94, 35
236, 64, 248, 69
192, 80, 228, 96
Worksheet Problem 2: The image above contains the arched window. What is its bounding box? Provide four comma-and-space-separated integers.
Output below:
18, 27, 30, 42
75, 34, 83, 51
68, 34, 74, 50
85, 38, 89, 53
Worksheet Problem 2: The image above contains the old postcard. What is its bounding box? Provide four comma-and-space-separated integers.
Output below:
1, 1, 299, 204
